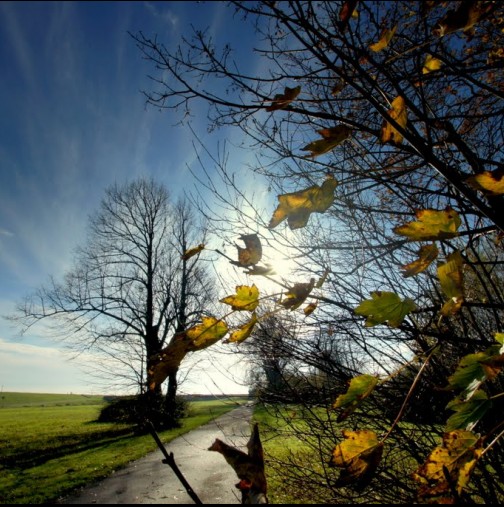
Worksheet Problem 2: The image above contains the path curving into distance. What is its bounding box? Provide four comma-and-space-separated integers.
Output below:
58, 405, 254, 505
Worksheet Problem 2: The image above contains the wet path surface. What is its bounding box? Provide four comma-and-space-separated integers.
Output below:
58, 405, 253, 504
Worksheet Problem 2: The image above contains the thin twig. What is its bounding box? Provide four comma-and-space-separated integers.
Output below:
147, 421, 203, 504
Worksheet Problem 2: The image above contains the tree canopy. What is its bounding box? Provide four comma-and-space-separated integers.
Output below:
131, 1, 504, 502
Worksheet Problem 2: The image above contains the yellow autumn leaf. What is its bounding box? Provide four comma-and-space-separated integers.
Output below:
279, 278, 315, 311
266, 85, 301, 112
187, 316, 228, 349
413, 430, 483, 502
182, 243, 205, 261
226, 313, 258, 344
268, 175, 338, 230
302, 125, 351, 158
393, 208, 461, 241
466, 169, 504, 195
381, 95, 407, 145
220, 284, 260, 311
330, 429, 384, 488
303, 302, 317, 316
401, 243, 439, 277
230, 233, 262, 267
422, 54, 443, 74
438, 250, 464, 316
369, 25, 397, 52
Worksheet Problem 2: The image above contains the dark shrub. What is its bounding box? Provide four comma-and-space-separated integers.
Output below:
97, 393, 188, 431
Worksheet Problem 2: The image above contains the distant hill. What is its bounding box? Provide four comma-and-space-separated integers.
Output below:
0, 391, 250, 408
0, 392, 106, 408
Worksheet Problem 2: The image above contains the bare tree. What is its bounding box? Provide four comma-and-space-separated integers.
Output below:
12, 178, 215, 425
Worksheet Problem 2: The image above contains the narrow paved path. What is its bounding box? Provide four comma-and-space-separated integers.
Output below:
58, 405, 253, 504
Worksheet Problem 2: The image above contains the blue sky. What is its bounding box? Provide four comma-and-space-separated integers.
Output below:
0, 1, 265, 395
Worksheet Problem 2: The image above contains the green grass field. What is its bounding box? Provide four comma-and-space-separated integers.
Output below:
0, 392, 246, 504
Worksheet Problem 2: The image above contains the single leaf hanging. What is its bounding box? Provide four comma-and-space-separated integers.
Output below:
230, 234, 262, 267
266, 85, 301, 112
226, 313, 259, 344
413, 430, 483, 503
369, 25, 397, 52
279, 278, 315, 311
209, 423, 267, 503
393, 208, 461, 241
401, 243, 439, 277
437, 250, 464, 316
446, 339, 504, 394
315, 268, 330, 288
422, 54, 443, 74
182, 243, 205, 261
302, 125, 351, 158
433, 1, 493, 37
466, 169, 504, 195
381, 95, 407, 145
220, 285, 260, 312
268, 175, 338, 230
330, 429, 384, 489
355, 291, 416, 327
333, 374, 379, 422
339, 0, 358, 31
303, 301, 317, 316
187, 316, 228, 349
445, 390, 492, 431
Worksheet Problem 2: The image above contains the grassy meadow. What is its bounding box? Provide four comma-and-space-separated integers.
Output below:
0, 392, 246, 504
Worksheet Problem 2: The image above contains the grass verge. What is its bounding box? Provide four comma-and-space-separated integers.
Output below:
0, 394, 245, 504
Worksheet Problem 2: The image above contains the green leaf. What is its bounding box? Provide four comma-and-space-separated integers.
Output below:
333, 374, 379, 422
446, 390, 491, 431
355, 291, 416, 327
447, 343, 503, 395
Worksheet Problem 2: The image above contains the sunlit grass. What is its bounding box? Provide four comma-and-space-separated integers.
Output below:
0, 395, 245, 504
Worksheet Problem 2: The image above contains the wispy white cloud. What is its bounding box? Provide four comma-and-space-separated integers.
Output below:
0, 336, 98, 393
144, 1, 179, 28
0, 2, 35, 86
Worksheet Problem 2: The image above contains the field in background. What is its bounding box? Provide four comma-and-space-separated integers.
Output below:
0, 392, 247, 504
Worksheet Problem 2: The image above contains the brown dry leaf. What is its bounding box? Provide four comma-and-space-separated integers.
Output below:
230, 234, 262, 267
279, 278, 315, 311
266, 86, 301, 112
